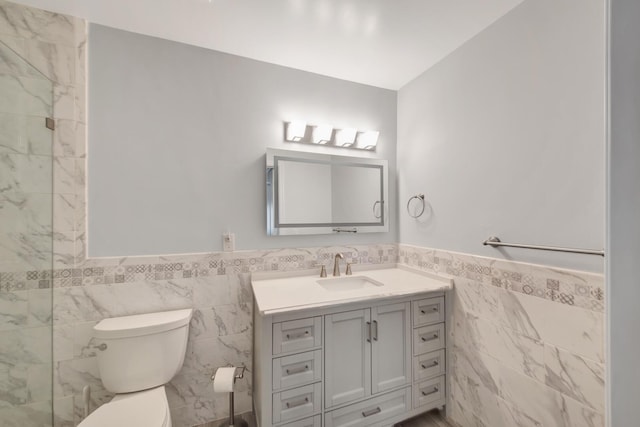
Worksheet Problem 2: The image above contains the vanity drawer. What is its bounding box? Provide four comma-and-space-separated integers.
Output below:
412, 297, 444, 327
325, 387, 410, 427
272, 383, 322, 424
279, 415, 321, 427
413, 323, 445, 356
413, 349, 445, 382
413, 376, 445, 409
273, 317, 322, 355
273, 350, 322, 391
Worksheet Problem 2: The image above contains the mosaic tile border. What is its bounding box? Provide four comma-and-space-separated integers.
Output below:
1, 242, 604, 312
398, 244, 605, 313
0, 244, 398, 291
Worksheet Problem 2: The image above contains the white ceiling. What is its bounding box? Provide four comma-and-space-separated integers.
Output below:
12, 0, 524, 89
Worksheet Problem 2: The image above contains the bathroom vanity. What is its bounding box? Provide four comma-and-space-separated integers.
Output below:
252, 265, 452, 427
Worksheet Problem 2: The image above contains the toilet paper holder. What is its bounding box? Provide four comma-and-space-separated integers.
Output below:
211, 366, 249, 427
211, 365, 245, 382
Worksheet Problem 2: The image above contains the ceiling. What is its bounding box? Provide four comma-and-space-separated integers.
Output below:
11, 0, 524, 89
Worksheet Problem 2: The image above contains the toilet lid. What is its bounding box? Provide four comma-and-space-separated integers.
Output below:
79, 387, 170, 427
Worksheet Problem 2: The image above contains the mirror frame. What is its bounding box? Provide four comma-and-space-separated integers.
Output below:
266, 148, 389, 236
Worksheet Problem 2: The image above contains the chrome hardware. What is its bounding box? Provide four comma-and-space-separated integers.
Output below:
235, 366, 246, 379
372, 320, 378, 341
420, 305, 439, 314
286, 397, 309, 409
93, 343, 107, 351
345, 263, 352, 275
362, 407, 382, 417
286, 330, 310, 340
82, 385, 91, 419
286, 365, 309, 375
421, 386, 439, 397
421, 360, 439, 369
483, 236, 604, 257
366, 321, 371, 343
318, 264, 327, 278
372, 201, 383, 219
210, 365, 246, 382
333, 253, 344, 276
421, 333, 439, 342
210, 365, 247, 427
332, 227, 357, 233
407, 194, 426, 218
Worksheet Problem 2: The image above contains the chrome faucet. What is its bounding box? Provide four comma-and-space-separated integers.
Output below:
333, 253, 344, 276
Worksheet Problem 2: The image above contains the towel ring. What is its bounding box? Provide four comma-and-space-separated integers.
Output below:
407, 194, 425, 218
372, 201, 383, 219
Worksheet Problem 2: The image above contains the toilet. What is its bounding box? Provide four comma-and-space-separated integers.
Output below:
79, 308, 193, 427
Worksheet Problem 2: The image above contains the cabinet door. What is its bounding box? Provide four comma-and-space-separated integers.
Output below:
371, 302, 411, 394
325, 309, 372, 408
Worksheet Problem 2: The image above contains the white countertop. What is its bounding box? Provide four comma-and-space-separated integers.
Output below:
251, 264, 453, 315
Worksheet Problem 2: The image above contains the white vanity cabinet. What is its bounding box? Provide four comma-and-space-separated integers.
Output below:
324, 302, 411, 408
253, 292, 447, 427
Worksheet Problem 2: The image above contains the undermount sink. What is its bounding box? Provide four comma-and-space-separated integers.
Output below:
317, 275, 384, 291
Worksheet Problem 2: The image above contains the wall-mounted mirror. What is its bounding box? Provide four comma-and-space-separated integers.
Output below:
266, 148, 388, 236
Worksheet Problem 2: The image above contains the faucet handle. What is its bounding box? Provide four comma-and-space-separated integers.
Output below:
345, 263, 352, 276
316, 264, 327, 278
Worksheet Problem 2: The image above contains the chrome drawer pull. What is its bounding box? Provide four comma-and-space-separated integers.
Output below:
285, 365, 309, 375
421, 360, 439, 369
286, 330, 310, 340
366, 321, 371, 343
372, 320, 378, 341
362, 407, 382, 417
421, 333, 439, 342
421, 386, 439, 397
285, 396, 309, 409
420, 305, 439, 314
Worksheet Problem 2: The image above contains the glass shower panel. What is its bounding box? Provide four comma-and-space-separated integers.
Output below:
0, 41, 54, 426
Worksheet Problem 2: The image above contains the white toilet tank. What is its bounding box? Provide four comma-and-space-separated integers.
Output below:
93, 308, 193, 393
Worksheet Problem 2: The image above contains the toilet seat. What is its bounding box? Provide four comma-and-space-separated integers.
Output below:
79, 386, 171, 427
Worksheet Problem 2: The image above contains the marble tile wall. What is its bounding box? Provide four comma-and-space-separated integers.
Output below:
398, 244, 605, 427
0, 0, 86, 425
49, 244, 397, 427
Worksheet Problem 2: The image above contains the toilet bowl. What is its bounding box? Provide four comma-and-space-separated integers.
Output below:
78, 309, 192, 427
79, 386, 171, 427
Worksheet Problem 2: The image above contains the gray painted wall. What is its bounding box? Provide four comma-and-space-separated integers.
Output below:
397, 0, 606, 272
88, 24, 397, 257
607, 0, 640, 424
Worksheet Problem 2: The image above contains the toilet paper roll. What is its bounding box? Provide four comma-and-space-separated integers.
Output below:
213, 367, 237, 393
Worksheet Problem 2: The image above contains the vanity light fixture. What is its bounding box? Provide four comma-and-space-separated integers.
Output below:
285, 121, 307, 142
336, 128, 357, 147
357, 131, 379, 150
283, 120, 379, 151
312, 124, 333, 144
